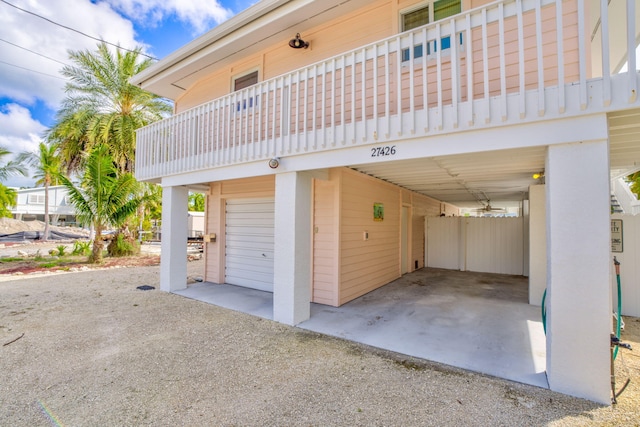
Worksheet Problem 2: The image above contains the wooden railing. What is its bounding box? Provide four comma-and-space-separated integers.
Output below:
135, 0, 639, 181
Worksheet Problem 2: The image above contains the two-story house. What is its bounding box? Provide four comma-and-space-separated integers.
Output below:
11, 186, 77, 226
131, 0, 640, 403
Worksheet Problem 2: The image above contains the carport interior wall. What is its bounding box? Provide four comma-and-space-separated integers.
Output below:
203, 168, 459, 306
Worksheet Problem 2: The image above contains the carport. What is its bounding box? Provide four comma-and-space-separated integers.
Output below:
175, 117, 640, 402
176, 267, 547, 388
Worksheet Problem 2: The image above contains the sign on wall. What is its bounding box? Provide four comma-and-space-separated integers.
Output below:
611, 219, 623, 252
373, 203, 384, 221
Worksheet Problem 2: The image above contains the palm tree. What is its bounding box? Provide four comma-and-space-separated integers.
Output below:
0, 146, 27, 216
59, 145, 143, 263
0, 184, 17, 218
17, 142, 61, 240
47, 42, 172, 175
0, 146, 27, 181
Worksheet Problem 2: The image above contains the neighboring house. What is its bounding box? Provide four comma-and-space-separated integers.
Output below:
11, 186, 77, 226
131, 0, 640, 403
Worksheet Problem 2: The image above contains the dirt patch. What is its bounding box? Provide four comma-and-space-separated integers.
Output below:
0, 255, 161, 275
0, 264, 638, 425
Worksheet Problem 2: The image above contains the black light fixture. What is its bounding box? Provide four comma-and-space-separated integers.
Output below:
289, 33, 309, 49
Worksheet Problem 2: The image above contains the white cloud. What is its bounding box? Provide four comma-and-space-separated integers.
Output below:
0, 0, 144, 110
0, 104, 47, 187
105, 0, 233, 35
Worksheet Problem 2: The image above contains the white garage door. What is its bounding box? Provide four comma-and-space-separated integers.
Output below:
225, 198, 275, 292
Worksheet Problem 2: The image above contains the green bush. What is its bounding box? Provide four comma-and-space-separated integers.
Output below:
72, 240, 92, 256
107, 232, 140, 257
56, 245, 67, 256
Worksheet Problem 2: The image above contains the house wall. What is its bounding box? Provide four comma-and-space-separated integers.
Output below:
312, 174, 340, 306
176, 0, 583, 116
203, 168, 457, 306
204, 176, 276, 283
333, 168, 455, 306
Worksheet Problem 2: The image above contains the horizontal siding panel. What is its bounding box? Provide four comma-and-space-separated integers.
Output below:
221, 176, 275, 196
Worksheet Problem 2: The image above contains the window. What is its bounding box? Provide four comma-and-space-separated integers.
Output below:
233, 70, 258, 91
28, 194, 45, 205
232, 70, 259, 112
401, 0, 462, 61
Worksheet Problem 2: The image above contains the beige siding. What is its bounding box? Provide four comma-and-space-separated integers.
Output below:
307, 168, 459, 307
204, 170, 458, 305
312, 177, 339, 306
203, 176, 276, 284
339, 168, 400, 304
205, 183, 223, 283
178, 0, 393, 112
175, 0, 582, 143
220, 175, 275, 197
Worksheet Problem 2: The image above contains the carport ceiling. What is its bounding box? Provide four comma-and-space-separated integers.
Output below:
351, 108, 640, 210
350, 146, 546, 209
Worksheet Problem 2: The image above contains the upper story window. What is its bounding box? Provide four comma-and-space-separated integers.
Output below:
27, 194, 45, 205
233, 70, 259, 112
233, 70, 258, 91
401, 0, 462, 61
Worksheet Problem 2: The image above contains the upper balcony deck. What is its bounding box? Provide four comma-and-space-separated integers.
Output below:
135, 0, 640, 183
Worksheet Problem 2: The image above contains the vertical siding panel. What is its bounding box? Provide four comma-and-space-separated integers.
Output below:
205, 183, 223, 284
465, 218, 523, 275
312, 179, 339, 306
426, 217, 461, 270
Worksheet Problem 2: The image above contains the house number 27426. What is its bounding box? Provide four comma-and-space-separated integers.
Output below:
370, 146, 396, 157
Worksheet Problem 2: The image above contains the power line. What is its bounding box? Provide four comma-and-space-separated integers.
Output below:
0, 59, 66, 80
0, 0, 158, 61
0, 37, 69, 66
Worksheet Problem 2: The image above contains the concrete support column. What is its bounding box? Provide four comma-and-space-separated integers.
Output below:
160, 185, 189, 292
273, 171, 313, 325
545, 140, 611, 404
529, 184, 546, 306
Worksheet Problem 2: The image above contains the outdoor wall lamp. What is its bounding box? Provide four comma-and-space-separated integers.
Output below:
532, 171, 545, 180
289, 33, 309, 49
269, 157, 280, 169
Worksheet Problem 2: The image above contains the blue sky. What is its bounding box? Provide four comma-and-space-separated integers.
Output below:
0, 0, 255, 187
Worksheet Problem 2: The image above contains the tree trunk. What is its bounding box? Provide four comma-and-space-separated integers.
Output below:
43, 181, 50, 241
90, 225, 104, 263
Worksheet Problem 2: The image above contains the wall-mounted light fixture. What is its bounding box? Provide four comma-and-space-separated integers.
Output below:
268, 157, 280, 169
532, 171, 545, 180
289, 33, 309, 49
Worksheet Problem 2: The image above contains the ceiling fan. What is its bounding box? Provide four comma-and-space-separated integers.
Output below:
473, 200, 506, 213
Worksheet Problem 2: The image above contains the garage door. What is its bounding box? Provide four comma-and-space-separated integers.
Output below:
225, 198, 275, 292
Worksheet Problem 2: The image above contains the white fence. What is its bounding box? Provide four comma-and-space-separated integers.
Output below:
426, 216, 524, 275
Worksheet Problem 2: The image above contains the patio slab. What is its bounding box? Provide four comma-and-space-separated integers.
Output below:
174, 268, 548, 389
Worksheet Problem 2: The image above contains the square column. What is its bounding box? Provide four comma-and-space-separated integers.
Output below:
160, 185, 189, 292
545, 140, 611, 404
529, 184, 546, 305
273, 172, 313, 325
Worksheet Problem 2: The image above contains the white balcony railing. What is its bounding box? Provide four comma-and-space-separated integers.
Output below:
136, 0, 639, 181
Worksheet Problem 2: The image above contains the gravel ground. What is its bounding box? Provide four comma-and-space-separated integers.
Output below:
0, 255, 638, 426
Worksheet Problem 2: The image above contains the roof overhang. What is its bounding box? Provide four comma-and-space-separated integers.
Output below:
131, 0, 372, 99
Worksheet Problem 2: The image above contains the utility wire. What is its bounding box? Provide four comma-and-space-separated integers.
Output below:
0, 37, 69, 66
0, 59, 66, 80
0, 0, 158, 60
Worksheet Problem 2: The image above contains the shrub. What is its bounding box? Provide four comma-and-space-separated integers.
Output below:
56, 245, 67, 256
107, 232, 140, 257
72, 240, 92, 256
